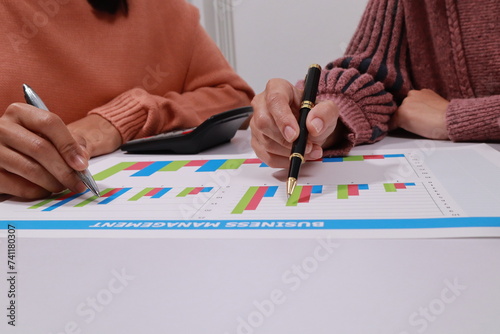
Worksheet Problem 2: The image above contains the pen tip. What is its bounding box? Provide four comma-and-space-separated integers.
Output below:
76, 169, 101, 198
90, 185, 101, 197
286, 177, 297, 198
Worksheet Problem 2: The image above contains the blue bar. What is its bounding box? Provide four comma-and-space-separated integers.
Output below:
200, 187, 213, 193
264, 186, 278, 197
99, 188, 132, 204
196, 160, 227, 172
311, 185, 323, 193
131, 162, 171, 177
384, 154, 405, 158
152, 188, 172, 198
323, 157, 343, 162
259, 163, 269, 167
3, 217, 500, 230
405, 183, 416, 187
358, 184, 369, 190
43, 191, 88, 212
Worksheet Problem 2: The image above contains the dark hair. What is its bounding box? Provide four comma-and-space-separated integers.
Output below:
87, 0, 128, 15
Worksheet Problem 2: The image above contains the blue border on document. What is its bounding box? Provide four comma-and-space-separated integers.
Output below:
1, 217, 500, 230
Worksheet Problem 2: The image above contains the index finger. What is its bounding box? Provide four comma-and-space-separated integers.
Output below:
262, 78, 303, 143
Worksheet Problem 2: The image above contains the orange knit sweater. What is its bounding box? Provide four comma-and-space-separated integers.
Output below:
0, 0, 254, 142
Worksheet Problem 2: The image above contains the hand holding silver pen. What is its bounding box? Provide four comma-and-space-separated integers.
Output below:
18, 84, 101, 197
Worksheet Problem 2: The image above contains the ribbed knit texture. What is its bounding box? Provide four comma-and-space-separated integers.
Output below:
0, 0, 253, 142
308, 0, 499, 156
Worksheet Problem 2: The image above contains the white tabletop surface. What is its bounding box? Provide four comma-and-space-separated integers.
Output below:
1, 130, 499, 334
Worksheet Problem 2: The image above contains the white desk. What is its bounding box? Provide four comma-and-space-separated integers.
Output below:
2, 131, 500, 334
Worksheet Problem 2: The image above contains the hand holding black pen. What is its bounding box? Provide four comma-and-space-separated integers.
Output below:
287, 64, 322, 197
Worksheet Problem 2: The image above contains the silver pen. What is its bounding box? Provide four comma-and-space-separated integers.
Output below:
22, 84, 101, 197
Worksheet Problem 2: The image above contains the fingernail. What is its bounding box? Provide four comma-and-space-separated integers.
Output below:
311, 118, 324, 134
284, 126, 296, 142
305, 143, 312, 154
310, 148, 323, 160
73, 155, 87, 170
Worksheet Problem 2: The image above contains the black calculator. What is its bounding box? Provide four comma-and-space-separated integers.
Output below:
120, 106, 253, 154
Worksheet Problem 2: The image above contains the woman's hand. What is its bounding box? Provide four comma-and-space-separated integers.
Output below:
0, 103, 122, 199
0, 103, 90, 199
391, 89, 450, 140
250, 78, 341, 168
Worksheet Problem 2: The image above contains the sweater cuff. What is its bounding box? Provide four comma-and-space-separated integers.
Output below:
320, 94, 369, 156
447, 96, 500, 142
313, 68, 396, 156
88, 88, 151, 143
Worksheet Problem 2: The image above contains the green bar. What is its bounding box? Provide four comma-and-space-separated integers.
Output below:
28, 190, 71, 209
286, 186, 302, 206
231, 186, 259, 214
177, 187, 195, 197
384, 183, 397, 192
129, 188, 154, 201
219, 159, 245, 170
343, 155, 364, 162
93, 162, 136, 181
74, 188, 113, 207
159, 161, 189, 171
29, 199, 54, 210
337, 185, 348, 199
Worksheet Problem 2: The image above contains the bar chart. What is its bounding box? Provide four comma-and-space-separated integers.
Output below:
93, 158, 266, 180
26, 186, 218, 220
231, 185, 324, 213
192, 181, 451, 220
90, 153, 412, 186
1, 150, 466, 221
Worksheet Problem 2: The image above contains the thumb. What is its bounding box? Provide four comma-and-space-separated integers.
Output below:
306, 100, 339, 146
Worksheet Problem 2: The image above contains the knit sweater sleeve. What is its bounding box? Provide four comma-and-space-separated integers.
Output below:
306, 0, 411, 156
447, 95, 500, 142
88, 8, 253, 142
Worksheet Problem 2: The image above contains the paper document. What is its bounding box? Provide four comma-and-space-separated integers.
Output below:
1, 144, 499, 238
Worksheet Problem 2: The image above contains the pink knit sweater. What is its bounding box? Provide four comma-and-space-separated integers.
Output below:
315, 0, 500, 155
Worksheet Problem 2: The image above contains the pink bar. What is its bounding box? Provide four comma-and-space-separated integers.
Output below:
56, 192, 77, 200
101, 188, 123, 197
245, 186, 268, 211
189, 187, 204, 195
298, 186, 313, 203
146, 188, 163, 196
185, 160, 208, 167
124, 162, 155, 170
243, 159, 262, 164
348, 184, 359, 196
394, 183, 407, 189
363, 155, 385, 160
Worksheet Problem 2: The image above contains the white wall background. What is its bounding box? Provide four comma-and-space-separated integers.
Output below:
189, 0, 369, 93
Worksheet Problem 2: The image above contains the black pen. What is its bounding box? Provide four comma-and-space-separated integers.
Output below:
22, 84, 101, 197
287, 64, 322, 197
